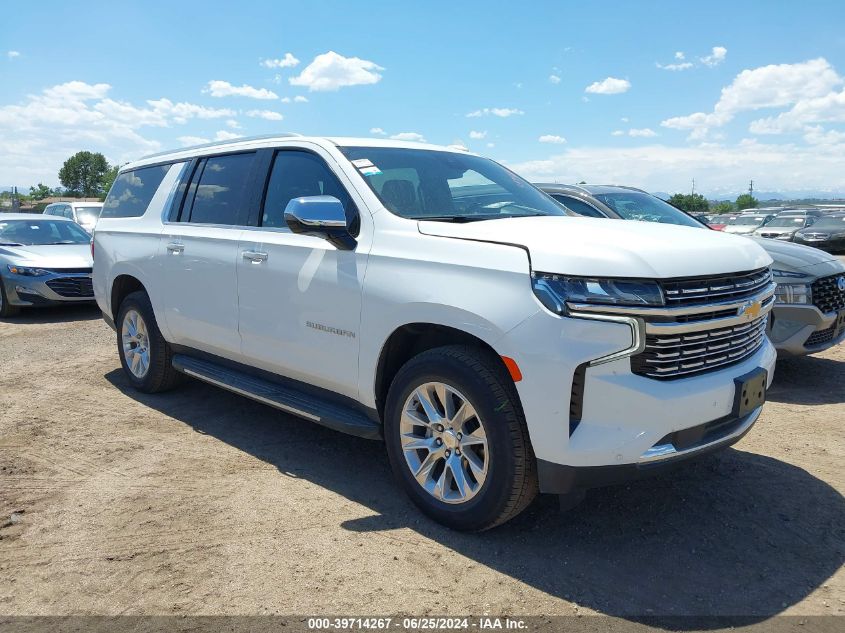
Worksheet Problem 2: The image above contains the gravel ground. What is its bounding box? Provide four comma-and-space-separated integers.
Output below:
0, 294, 843, 621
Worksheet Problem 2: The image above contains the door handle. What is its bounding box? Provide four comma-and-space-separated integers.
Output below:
242, 250, 268, 263
166, 242, 184, 254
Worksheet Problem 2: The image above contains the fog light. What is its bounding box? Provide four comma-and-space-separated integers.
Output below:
15, 285, 44, 297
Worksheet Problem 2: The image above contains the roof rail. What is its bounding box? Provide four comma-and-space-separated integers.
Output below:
138, 133, 302, 161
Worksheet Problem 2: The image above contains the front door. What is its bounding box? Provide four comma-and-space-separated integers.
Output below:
236, 148, 369, 399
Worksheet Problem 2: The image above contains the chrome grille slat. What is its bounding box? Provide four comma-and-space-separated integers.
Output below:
661, 268, 772, 307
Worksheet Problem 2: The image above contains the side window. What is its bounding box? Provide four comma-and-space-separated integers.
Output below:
64, 205, 74, 219
43, 206, 55, 216
552, 195, 606, 218
262, 150, 357, 231
185, 153, 255, 225
102, 164, 171, 218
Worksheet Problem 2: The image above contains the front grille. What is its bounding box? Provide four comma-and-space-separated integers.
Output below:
46, 267, 93, 274
811, 274, 845, 314
631, 314, 768, 379
660, 268, 772, 307
46, 276, 94, 298
805, 324, 837, 347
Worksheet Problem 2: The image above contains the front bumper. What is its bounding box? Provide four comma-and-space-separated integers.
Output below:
1, 271, 94, 306
769, 302, 845, 356
537, 405, 762, 494
497, 293, 777, 492
793, 236, 845, 253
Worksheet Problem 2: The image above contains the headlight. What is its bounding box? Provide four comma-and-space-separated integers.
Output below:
775, 233, 793, 240
774, 283, 811, 304
772, 269, 810, 279
532, 273, 664, 313
7, 264, 50, 276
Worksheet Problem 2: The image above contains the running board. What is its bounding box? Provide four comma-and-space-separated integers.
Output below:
172, 354, 382, 440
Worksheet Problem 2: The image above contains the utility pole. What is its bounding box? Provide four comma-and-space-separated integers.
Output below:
691, 178, 695, 196
749, 179, 754, 197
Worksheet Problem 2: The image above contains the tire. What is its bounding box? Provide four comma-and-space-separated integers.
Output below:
116, 290, 181, 393
0, 277, 21, 318
384, 345, 538, 531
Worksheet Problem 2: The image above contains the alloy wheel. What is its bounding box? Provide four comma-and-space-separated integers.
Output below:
399, 382, 489, 504
121, 309, 151, 378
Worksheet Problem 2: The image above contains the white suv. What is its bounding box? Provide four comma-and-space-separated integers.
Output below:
93, 135, 777, 530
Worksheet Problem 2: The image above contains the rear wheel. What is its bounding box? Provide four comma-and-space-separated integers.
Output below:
116, 291, 181, 393
384, 345, 538, 531
0, 278, 21, 318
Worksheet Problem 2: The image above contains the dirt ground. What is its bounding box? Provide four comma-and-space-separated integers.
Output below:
0, 298, 843, 621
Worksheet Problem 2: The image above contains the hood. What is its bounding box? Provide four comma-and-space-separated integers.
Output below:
418, 216, 772, 278
749, 237, 845, 278
755, 226, 798, 235
722, 225, 758, 234
0, 243, 93, 269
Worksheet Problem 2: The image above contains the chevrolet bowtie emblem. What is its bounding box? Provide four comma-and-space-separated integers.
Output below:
739, 300, 762, 320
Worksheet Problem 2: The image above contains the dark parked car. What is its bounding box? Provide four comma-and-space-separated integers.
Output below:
793, 212, 845, 253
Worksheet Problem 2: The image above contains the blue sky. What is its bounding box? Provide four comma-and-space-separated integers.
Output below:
3, 0, 845, 195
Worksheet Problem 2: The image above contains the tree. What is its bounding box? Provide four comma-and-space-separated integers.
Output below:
735, 193, 759, 211
711, 201, 734, 214
668, 193, 710, 214
58, 151, 110, 197
29, 183, 52, 200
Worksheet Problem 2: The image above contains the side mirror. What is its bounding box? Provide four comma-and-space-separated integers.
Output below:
284, 195, 356, 250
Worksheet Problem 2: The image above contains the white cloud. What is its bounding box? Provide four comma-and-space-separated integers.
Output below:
538, 134, 567, 144
226, 119, 241, 129
246, 109, 284, 121
585, 77, 631, 94
466, 107, 524, 118
628, 127, 657, 137
749, 86, 845, 134
675, 52, 685, 61
214, 130, 242, 141
509, 141, 845, 195
7, 50, 21, 59
204, 80, 279, 100
803, 125, 845, 146
700, 46, 727, 67
486, 142, 495, 148
656, 61, 693, 71
0, 80, 247, 186
621, 117, 629, 123
369, 127, 386, 135
661, 58, 843, 137
294, 95, 308, 103
389, 131, 426, 142
260, 53, 300, 69
611, 130, 625, 136
469, 130, 487, 139
289, 51, 384, 91
549, 74, 561, 84
177, 135, 209, 146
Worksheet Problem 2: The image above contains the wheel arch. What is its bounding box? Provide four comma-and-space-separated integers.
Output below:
110, 274, 146, 320
373, 322, 523, 421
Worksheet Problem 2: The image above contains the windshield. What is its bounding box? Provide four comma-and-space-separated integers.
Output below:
732, 216, 767, 226
75, 206, 102, 224
767, 216, 807, 227
339, 147, 566, 221
0, 219, 91, 245
592, 192, 704, 228
806, 216, 845, 230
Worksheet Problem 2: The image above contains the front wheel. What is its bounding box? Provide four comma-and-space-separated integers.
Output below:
384, 345, 538, 531
116, 291, 181, 393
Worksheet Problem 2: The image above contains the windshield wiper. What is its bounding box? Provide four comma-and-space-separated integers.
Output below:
0, 242, 24, 246
417, 215, 498, 223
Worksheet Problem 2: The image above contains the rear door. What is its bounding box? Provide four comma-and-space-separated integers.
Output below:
158, 151, 260, 360
235, 146, 370, 399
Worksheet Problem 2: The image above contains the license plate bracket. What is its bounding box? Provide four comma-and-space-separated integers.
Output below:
733, 368, 768, 418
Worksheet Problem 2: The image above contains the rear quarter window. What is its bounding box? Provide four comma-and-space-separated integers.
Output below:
101, 164, 171, 218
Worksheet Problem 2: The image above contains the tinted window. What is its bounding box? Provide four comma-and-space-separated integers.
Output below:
552, 195, 607, 218
186, 153, 255, 225
102, 165, 171, 218
340, 147, 565, 220
263, 151, 356, 229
